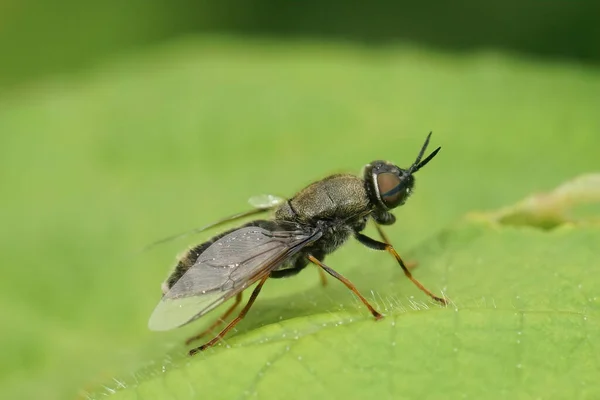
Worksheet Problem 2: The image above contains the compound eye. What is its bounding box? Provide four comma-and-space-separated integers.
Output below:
377, 172, 403, 208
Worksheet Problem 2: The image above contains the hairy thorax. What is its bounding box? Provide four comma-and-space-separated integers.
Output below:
275, 174, 370, 222
275, 173, 371, 256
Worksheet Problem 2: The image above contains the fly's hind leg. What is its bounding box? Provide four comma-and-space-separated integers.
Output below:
189, 276, 269, 355
185, 293, 243, 345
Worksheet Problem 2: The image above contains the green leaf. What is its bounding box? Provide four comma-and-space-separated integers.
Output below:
1, 37, 600, 400
476, 173, 600, 229
99, 176, 600, 399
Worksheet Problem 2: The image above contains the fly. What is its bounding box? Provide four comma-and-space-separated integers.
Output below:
148, 132, 447, 355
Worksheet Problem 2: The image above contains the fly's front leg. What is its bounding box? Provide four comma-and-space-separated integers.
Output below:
356, 232, 447, 305
373, 222, 418, 270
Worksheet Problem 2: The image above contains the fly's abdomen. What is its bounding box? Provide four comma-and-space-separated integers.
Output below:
163, 235, 224, 294
162, 220, 273, 293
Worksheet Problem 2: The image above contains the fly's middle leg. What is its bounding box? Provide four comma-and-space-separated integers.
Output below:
307, 254, 383, 319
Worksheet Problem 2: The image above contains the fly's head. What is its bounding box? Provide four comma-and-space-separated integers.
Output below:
363, 132, 441, 212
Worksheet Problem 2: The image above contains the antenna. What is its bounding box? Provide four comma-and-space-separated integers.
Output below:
409, 132, 441, 174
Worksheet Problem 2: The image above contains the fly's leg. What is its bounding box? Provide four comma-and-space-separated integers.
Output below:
355, 233, 447, 305
373, 223, 417, 270
270, 255, 328, 286
307, 255, 383, 319
189, 276, 269, 355
185, 293, 243, 345
316, 265, 328, 287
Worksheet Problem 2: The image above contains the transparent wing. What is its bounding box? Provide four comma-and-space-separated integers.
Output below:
141, 194, 285, 252
247, 194, 285, 208
148, 224, 321, 331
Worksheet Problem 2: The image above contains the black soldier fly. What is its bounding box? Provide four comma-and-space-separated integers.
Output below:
148, 132, 447, 355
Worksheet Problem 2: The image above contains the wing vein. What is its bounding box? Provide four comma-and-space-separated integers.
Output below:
148, 224, 321, 331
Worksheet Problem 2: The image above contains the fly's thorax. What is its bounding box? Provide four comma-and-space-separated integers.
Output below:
273, 201, 295, 221
312, 211, 369, 255
277, 174, 370, 223
322, 228, 353, 254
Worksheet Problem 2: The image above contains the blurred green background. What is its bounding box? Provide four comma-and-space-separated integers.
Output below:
1, 2, 599, 400
2, 0, 600, 89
